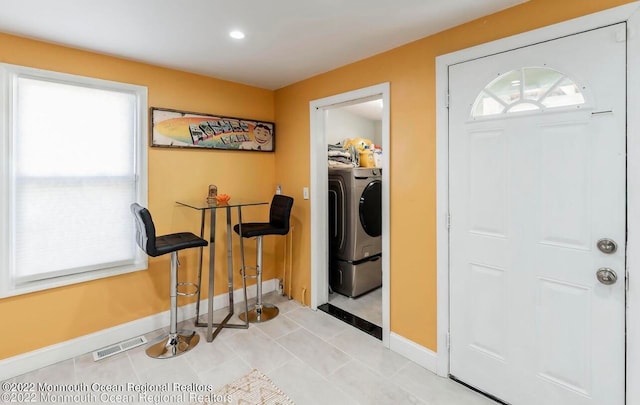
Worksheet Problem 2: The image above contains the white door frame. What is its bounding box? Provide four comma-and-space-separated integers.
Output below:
309, 82, 391, 346
435, 1, 640, 402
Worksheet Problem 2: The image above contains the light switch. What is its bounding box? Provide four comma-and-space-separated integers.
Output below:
303, 187, 309, 200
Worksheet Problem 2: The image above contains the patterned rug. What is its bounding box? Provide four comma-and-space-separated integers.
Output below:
194, 369, 295, 405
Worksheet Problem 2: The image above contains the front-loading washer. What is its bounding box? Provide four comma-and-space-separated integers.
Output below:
328, 167, 382, 297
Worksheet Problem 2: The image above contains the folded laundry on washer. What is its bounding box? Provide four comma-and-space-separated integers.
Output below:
328, 156, 354, 166
328, 159, 354, 168
327, 143, 358, 167
328, 150, 351, 158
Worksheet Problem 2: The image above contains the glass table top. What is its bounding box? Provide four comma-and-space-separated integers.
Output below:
176, 199, 268, 210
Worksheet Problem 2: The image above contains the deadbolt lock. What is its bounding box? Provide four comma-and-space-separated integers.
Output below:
597, 238, 617, 254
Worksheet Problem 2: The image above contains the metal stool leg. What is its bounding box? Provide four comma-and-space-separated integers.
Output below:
239, 236, 279, 323
146, 252, 200, 358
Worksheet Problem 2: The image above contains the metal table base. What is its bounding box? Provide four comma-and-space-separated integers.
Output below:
177, 200, 267, 342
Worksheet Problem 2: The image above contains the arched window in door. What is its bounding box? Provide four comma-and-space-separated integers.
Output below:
471, 67, 585, 118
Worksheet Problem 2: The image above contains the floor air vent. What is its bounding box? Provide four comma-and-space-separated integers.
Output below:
92, 336, 147, 361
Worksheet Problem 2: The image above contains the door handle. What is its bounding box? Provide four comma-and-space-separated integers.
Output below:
329, 190, 338, 238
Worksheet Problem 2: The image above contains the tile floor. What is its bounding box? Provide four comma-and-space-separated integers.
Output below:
328, 287, 382, 326
3, 293, 495, 405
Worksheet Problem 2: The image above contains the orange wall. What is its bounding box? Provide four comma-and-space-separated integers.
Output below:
0, 0, 635, 361
274, 0, 634, 351
0, 33, 277, 359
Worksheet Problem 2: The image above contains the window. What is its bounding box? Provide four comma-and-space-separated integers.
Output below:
0, 64, 148, 297
471, 67, 586, 118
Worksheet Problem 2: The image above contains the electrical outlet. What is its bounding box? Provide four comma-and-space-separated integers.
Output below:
276, 184, 281, 195
303, 187, 309, 200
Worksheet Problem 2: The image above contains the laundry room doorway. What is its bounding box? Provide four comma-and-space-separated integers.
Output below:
309, 83, 390, 346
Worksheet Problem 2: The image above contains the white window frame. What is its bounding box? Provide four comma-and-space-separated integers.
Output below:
470, 66, 588, 119
0, 63, 148, 298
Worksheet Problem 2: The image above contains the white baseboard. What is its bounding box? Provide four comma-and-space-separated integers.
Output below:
0, 279, 276, 381
389, 332, 438, 374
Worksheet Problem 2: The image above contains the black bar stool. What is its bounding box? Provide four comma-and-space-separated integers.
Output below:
234, 195, 294, 323
130, 203, 208, 359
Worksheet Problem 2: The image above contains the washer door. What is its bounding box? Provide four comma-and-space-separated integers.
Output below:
359, 180, 381, 237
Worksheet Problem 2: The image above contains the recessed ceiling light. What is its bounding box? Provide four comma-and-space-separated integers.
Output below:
229, 30, 245, 39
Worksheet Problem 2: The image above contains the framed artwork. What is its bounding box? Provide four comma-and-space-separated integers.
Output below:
150, 107, 275, 152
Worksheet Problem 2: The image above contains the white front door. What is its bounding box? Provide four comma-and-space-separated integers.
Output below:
449, 23, 626, 405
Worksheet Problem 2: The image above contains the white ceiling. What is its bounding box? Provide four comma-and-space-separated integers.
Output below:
342, 99, 385, 121
0, 0, 527, 90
